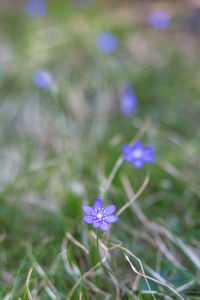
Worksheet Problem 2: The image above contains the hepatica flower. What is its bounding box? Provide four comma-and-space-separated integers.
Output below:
119, 81, 138, 116
95, 32, 118, 54
148, 10, 171, 29
122, 141, 155, 168
120, 89, 137, 115
82, 198, 118, 232
32, 69, 55, 89
25, 0, 47, 18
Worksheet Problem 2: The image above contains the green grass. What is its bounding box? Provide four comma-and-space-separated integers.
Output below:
0, 0, 200, 299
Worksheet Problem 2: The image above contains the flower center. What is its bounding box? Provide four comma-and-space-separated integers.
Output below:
133, 149, 142, 159
97, 213, 102, 219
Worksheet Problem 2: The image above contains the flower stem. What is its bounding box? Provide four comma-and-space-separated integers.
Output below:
96, 228, 100, 261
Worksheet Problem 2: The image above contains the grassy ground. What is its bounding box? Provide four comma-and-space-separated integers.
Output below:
1, 0, 200, 299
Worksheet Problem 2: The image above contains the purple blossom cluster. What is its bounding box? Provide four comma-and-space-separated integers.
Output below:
82, 198, 118, 232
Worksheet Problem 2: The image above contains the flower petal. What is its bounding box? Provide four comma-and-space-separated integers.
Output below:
122, 144, 131, 152
103, 205, 116, 216
93, 220, 100, 228
100, 222, 109, 232
132, 140, 142, 149
143, 146, 154, 154
143, 153, 155, 162
93, 198, 102, 210
106, 215, 119, 223
143, 146, 155, 162
83, 216, 93, 224
122, 145, 133, 162
132, 159, 144, 168
81, 205, 94, 215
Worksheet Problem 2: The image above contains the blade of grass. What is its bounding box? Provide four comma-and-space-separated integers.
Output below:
11, 257, 26, 300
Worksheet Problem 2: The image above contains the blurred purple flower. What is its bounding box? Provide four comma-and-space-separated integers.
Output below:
119, 81, 138, 116
95, 32, 118, 54
32, 69, 55, 89
148, 10, 171, 29
187, 9, 200, 32
25, 0, 47, 18
82, 198, 118, 232
122, 141, 155, 168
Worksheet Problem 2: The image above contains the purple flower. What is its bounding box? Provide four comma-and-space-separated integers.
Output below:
148, 10, 171, 30
32, 69, 55, 89
119, 81, 138, 116
82, 198, 118, 232
25, 0, 47, 18
187, 9, 200, 33
95, 32, 118, 54
122, 141, 155, 168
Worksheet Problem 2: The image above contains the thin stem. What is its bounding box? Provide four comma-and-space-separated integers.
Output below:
96, 228, 100, 261
96, 229, 107, 276
116, 176, 149, 217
